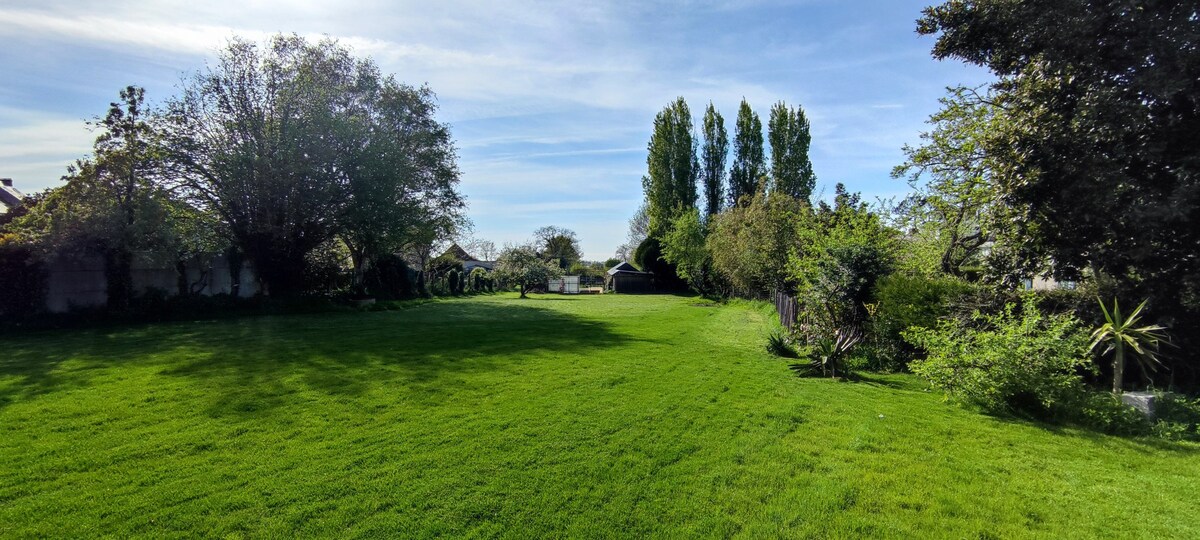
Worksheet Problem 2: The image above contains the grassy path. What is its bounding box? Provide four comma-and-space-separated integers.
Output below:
2, 294, 1197, 538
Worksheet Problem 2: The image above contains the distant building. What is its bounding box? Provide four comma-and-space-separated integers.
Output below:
606, 261, 654, 293
439, 243, 494, 272
0, 178, 24, 214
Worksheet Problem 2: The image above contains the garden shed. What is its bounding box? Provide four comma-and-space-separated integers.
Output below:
606, 262, 653, 294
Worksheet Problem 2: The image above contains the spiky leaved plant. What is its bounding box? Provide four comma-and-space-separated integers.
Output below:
1089, 298, 1170, 393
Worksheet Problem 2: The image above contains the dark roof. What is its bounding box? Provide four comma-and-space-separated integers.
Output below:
440, 243, 476, 262
607, 261, 650, 276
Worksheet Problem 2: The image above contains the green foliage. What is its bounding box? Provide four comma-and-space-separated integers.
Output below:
1090, 298, 1170, 393
603, 258, 621, 270
905, 295, 1093, 416
892, 87, 997, 278
767, 101, 815, 201
14, 86, 173, 310
633, 236, 685, 292
707, 190, 808, 297
700, 102, 728, 220
918, 1, 1200, 382
0, 234, 47, 317
791, 184, 895, 333
416, 270, 431, 298
643, 97, 699, 238
1153, 394, 1200, 442
729, 99, 765, 207
468, 267, 491, 293
495, 245, 563, 298
364, 254, 414, 300
162, 34, 465, 298
765, 331, 798, 358
660, 208, 709, 293
869, 274, 974, 371
534, 226, 582, 270
807, 327, 862, 379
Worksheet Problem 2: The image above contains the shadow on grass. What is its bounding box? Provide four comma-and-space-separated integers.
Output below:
0, 298, 632, 415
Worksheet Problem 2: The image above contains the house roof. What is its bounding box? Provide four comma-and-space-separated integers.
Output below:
440, 243, 476, 262
607, 261, 650, 275
1, 179, 24, 213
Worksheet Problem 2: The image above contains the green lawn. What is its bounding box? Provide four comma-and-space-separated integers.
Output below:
2, 294, 1197, 538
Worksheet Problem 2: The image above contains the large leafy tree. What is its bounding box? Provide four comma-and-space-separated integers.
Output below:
16, 86, 169, 309
728, 99, 765, 207
767, 101, 816, 201
707, 190, 809, 297
700, 102, 728, 221
892, 87, 998, 277
495, 244, 563, 298
643, 97, 699, 238
918, 1, 1200, 336
338, 80, 464, 291
160, 35, 373, 297
533, 226, 582, 270
660, 208, 710, 293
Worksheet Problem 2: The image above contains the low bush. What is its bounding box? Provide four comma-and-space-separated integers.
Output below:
766, 331, 798, 358
867, 274, 975, 371
904, 294, 1093, 417
1153, 393, 1200, 441
0, 234, 47, 317
364, 254, 415, 300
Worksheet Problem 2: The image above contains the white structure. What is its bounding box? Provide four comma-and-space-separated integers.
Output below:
1, 178, 23, 214
548, 276, 580, 294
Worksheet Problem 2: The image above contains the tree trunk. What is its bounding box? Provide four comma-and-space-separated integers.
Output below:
176, 258, 190, 297
1112, 343, 1125, 394
226, 247, 243, 298
104, 247, 134, 310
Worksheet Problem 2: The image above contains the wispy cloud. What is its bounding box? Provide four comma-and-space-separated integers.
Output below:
0, 0, 993, 257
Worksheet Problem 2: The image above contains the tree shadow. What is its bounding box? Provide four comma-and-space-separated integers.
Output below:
0, 299, 633, 416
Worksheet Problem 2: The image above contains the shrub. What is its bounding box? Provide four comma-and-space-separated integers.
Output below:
0, 234, 47, 317
904, 294, 1093, 416
634, 237, 686, 292
766, 331, 798, 358
868, 274, 974, 371
1154, 393, 1200, 441
468, 267, 490, 293
364, 254, 414, 300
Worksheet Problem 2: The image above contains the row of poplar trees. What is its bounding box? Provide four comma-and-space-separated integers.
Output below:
641, 96, 815, 248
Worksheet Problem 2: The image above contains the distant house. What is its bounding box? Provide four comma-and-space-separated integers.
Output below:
439, 243, 494, 272
0, 178, 24, 214
606, 261, 653, 294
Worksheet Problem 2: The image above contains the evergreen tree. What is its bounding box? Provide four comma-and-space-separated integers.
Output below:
700, 102, 728, 221
768, 101, 816, 201
642, 97, 698, 238
729, 99, 765, 207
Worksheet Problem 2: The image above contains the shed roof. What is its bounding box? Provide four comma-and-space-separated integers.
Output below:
607, 261, 650, 276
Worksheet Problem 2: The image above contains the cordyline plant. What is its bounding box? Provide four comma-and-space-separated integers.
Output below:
1090, 298, 1170, 393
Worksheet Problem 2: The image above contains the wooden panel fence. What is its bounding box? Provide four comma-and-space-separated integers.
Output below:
773, 290, 799, 329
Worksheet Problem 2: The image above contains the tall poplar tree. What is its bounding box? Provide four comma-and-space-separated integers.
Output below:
728, 99, 765, 207
768, 101, 816, 201
643, 97, 698, 238
700, 102, 728, 221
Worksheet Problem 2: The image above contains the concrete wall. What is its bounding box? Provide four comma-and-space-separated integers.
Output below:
44, 253, 260, 312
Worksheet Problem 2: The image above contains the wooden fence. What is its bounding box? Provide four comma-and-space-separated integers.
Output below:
773, 290, 799, 329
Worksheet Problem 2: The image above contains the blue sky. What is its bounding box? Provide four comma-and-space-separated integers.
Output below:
0, 0, 991, 259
